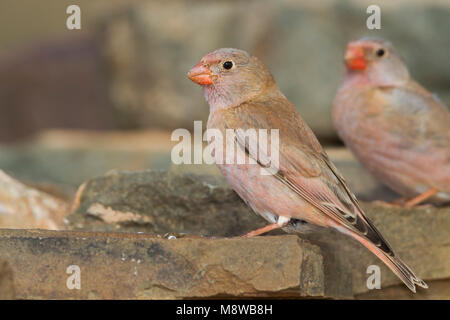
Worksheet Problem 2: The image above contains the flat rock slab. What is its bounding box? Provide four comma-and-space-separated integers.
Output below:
0, 229, 324, 299
65, 170, 450, 299
0, 258, 14, 299
67, 170, 268, 237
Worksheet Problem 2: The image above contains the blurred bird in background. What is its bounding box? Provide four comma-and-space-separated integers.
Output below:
333, 38, 450, 208
188, 48, 427, 292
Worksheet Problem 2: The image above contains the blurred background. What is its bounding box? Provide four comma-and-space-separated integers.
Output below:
0, 0, 449, 193
1, 1, 449, 299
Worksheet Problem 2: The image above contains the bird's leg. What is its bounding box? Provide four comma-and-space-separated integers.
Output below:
391, 197, 407, 206
404, 188, 439, 208
376, 188, 438, 208
242, 216, 290, 238
241, 223, 280, 237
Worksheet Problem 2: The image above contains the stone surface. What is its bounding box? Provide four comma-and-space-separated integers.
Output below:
66, 157, 396, 237
0, 170, 69, 229
67, 170, 267, 236
66, 169, 450, 298
0, 258, 15, 299
0, 229, 324, 299
301, 203, 450, 298
98, 0, 450, 140
356, 279, 450, 300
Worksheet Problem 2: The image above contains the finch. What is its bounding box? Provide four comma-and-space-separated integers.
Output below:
188, 48, 427, 292
333, 38, 450, 207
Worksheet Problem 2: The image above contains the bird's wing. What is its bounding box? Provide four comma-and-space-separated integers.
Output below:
221, 95, 394, 255
378, 81, 450, 149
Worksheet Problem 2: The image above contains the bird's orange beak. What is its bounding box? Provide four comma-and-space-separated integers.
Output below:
345, 46, 366, 70
188, 62, 213, 85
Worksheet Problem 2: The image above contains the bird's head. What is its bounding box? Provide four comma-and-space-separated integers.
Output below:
188, 48, 275, 111
344, 38, 410, 85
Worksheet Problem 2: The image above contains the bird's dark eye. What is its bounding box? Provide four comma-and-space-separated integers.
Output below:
223, 61, 233, 70
376, 49, 385, 57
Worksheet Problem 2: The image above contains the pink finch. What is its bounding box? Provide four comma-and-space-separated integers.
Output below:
188, 48, 427, 292
333, 38, 450, 207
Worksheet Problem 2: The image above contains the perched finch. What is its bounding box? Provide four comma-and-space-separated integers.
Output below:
188, 48, 427, 292
333, 38, 450, 207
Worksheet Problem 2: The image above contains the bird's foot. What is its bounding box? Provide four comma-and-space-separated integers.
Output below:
404, 188, 439, 208
241, 216, 290, 238
373, 188, 439, 209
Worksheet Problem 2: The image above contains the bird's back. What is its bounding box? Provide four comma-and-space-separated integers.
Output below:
333, 79, 450, 199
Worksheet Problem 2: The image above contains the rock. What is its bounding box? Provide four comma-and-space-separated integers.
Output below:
301, 202, 450, 298
0, 229, 324, 299
0, 170, 69, 229
67, 170, 267, 236
98, 0, 450, 140
66, 152, 396, 236
0, 259, 14, 299
67, 169, 450, 298
356, 279, 450, 300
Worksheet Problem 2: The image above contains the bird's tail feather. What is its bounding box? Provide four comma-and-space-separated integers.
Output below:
349, 230, 428, 293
